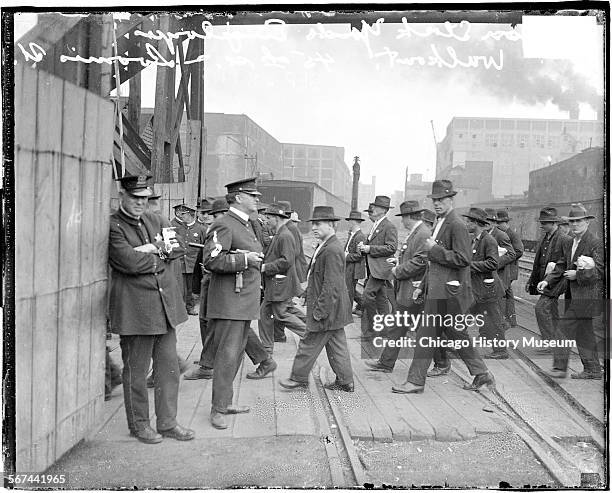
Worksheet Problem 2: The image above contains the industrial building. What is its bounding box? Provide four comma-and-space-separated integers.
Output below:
436, 117, 604, 199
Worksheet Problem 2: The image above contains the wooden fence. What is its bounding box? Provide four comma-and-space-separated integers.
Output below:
15, 63, 114, 471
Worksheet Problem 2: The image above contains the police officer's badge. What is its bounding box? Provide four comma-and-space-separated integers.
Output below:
210, 230, 222, 258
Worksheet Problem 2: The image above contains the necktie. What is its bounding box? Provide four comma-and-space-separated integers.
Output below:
571, 238, 580, 260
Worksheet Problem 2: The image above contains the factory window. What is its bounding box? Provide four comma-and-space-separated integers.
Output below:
500, 119, 515, 130
308, 148, 320, 159
485, 134, 498, 147
456, 132, 463, 139
518, 135, 528, 148
469, 119, 484, 129
321, 148, 332, 159
454, 119, 468, 129
295, 148, 305, 159
516, 120, 530, 131
532, 121, 546, 132
501, 134, 514, 147
533, 135, 545, 148
283, 147, 293, 158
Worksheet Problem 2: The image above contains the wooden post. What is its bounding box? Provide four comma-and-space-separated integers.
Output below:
351, 156, 360, 212
128, 72, 141, 129
151, 14, 175, 183
189, 37, 206, 198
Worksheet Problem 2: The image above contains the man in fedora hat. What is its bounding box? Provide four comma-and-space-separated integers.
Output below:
279, 206, 354, 392
273, 200, 309, 343
463, 208, 508, 359
558, 216, 571, 237
538, 203, 603, 379
202, 178, 274, 429
257, 203, 307, 357
357, 195, 398, 340
108, 174, 195, 443
421, 209, 436, 229
366, 200, 429, 373
495, 209, 524, 328
526, 207, 571, 351
484, 209, 516, 330
393, 180, 493, 393
171, 203, 207, 316
344, 211, 367, 316
196, 198, 213, 227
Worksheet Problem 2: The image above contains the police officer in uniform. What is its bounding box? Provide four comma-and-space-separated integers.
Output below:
108, 174, 194, 444
203, 178, 269, 429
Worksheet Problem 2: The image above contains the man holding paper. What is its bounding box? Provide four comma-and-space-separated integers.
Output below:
538, 204, 604, 380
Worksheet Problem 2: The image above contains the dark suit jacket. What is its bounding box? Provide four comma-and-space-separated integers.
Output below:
345, 229, 366, 280
470, 231, 505, 303
364, 217, 398, 280
527, 227, 569, 297
287, 220, 308, 283
262, 223, 301, 302
306, 235, 353, 332
490, 226, 516, 288
544, 229, 604, 318
424, 209, 473, 313
203, 210, 263, 320
393, 222, 429, 307
109, 210, 188, 335
504, 227, 524, 281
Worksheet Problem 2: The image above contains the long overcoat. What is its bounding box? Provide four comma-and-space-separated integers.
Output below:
262, 223, 301, 302
527, 227, 569, 297
423, 209, 473, 314
306, 235, 353, 332
504, 227, 524, 282
470, 231, 505, 303
393, 222, 429, 307
203, 209, 263, 320
544, 229, 604, 318
490, 226, 515, 289
108, 209, 188, 335
170, 218, 207, 273
344, 229, 366, 280
364, 217, 398, 280
286, 220, 309, 283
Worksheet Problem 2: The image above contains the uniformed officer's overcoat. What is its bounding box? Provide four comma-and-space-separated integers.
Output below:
109, 209, 188, 335
170, 218, 207, 273
203, 209, 263, 320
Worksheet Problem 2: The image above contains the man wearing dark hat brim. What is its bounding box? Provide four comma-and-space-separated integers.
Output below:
171, 202, 207, 316
525, 206, 571, 350
108, 174, 195, 443
202, 177, 276, 429
344, 211, 367, 316
280, 206, 354, 392
462, 208, 508, 359
197, 199, 213, 228
255, 204, 307, 358
358, 195, 398, 340
366, 201, 430, 373
558, 216, 571, 236
393, 179, 493, 394
421, 209, 436, 228
494, 209, 524, 328
538, 203, 603, 379
273, 200, 308, 343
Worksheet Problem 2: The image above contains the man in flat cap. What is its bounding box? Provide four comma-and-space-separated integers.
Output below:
393, 180, 493, 394
202, 178, 274, 429
108, 174, 194, 444
344, 211, 367, 316
257, 203, 306, 356
280, 206, 354, 392
539, 204, 603, 379
358, 195, 398, 340
171, 203, 207, 315
526, 207, 570, 350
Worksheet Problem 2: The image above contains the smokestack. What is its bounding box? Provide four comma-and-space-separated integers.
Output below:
569, 108, 579, 120
351, 156, 360, 212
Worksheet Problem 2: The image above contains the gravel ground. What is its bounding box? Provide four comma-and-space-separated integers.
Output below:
355, 432, 555, 488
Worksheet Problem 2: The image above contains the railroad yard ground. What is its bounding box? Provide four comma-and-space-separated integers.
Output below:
50, 297, 605, 489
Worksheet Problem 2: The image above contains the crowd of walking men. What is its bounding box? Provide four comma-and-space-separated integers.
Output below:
106, 174, 604, 444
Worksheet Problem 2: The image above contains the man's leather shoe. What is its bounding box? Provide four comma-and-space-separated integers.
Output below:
184, 366, 213, 380
427, 366, 450, 377
159, 424, 195, 441
279, 378, 308, 390
323, 380, 355, 392
571, 371, 602, 380
391, 382, 424, 394
246, 358, 277, 379
130, 426, 163, 444
484, 351, 509, 360
545, 369, 568, 379
463, 372, 495, 391
210, 411, 228, 430
365, 360, 392, 373
219, 405, 250, 414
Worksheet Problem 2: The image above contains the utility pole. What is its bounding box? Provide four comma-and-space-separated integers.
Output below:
351, 156, 360, 212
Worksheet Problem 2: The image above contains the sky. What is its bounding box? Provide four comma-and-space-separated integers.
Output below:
14, 10, 604, 196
